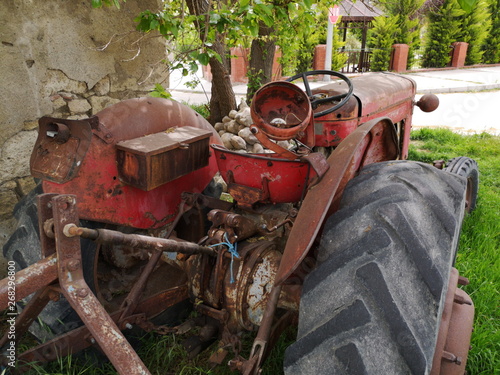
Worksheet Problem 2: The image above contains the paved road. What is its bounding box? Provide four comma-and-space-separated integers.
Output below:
413, 91, 500, 135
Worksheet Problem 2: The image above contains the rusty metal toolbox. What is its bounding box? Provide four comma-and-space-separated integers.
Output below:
116, 126, 212, 191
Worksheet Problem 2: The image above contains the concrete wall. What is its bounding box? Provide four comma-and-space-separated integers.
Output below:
0, 0, 167, 248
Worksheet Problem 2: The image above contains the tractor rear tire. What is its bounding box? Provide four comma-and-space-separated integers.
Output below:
445, 156, 479, 213
284, 161, 468, 374
2, 185, 98, 342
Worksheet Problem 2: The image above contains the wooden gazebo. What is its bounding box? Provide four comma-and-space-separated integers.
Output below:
338, 0, 383, 72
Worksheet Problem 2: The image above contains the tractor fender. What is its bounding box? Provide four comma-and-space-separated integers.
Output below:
275, 117, 399, 286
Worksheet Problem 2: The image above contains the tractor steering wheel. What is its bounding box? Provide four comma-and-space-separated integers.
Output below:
286, 70, 354, 118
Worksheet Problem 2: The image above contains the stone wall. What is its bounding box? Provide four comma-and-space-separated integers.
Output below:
0, 0, 167, 249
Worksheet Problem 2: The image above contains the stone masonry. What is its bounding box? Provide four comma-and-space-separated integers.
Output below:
0, 0, 168, 252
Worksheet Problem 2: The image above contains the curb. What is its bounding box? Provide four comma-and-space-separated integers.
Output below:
417, 84, 500, 95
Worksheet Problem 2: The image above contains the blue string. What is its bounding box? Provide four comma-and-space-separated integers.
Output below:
209, 233, 239, 283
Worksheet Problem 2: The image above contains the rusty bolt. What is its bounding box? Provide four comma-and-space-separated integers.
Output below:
67, 260, 81, 271
63, 223, 79, 237
76, 288, 89, 298
433, 160, 445, 169
442, 350, 462, 365
458, 275, 470, 286
454, 293, 472, 305
43, 219, 55, 239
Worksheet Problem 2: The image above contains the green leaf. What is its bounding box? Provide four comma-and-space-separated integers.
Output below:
213, 51, 223, 64
261, 14, 273, 27
303, 0, 312, 8
457, 0, 477, 12
149, 84, 171, 99
209, 13, 221, 24
150, 19, 159, 30
168, 23, 179, 37
91, 0, 102, 8
197, 52, 210, 66
255, 3, 273, 17
189, 61, 199, 73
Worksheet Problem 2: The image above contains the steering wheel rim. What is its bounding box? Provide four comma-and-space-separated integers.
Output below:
286, 70, 354, 118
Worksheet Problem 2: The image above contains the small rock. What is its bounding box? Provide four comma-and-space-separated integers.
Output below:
16, 177, 37, 197
213, 173, 227, 193
222, 116, 232, 123
52, 96, 67, 110
23, 120, 38, 131
0, 182, 18, 220
238, 127, 259, 145
230, 135, 247, 150
228, 110, 238, 119
239, 98, 249, 110
252, 143, 264, 153
58, 92, 77, 100
221, 133, 234, 149
218, 130, 225, 136
68, 99, 91, 114
214, 122, 225, 132
92, 76, 111, 96
89, 96, 120, 115
277, 140, 291, 149
226, 120, 244, 135
67, 114, 88, 120
235, 107, 252, 127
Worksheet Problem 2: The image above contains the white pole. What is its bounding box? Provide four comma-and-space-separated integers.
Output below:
324, 20, 333, 82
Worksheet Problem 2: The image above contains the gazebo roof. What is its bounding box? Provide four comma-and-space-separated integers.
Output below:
339, 0, 383, 22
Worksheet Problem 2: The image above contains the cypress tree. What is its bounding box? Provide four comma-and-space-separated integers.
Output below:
377, 0, 425, 69
482, 0, 500, 63
422, 0, 464, 68
455, 0, 491, 65
331, 21, 348, 71
369, 16, 398, 71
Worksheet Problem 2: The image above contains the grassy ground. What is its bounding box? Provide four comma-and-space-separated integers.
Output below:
408, 129, 500, 375
6, 129, 500, 375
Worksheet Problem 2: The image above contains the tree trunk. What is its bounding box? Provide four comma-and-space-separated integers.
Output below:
186, 0, 236, 124
247, 25, 276, 102
209, 39, 237, 123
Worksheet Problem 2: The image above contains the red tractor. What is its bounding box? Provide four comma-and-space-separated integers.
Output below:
1, 70, 477, 374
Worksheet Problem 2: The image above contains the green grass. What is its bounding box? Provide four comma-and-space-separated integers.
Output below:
12, 128, 500, 374
409, 128, 500, 375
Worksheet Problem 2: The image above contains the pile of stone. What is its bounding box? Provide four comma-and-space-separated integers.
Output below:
213, 100, 293, 153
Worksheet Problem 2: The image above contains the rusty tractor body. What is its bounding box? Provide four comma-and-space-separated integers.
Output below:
1, 71, 474, 374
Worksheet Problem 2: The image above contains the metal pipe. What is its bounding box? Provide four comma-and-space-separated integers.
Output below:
64, 224, 216, 256
0, 254, 58, 311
